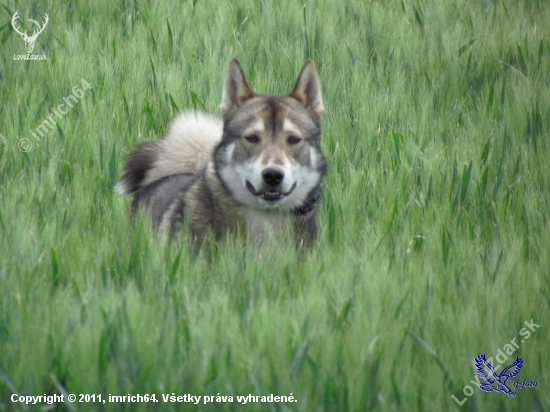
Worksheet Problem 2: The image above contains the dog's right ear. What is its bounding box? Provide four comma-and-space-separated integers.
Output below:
220, 58, 255, 118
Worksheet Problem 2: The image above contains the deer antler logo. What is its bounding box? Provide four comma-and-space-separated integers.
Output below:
11, 11, 49, 54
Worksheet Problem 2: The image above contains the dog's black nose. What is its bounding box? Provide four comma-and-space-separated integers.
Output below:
262, 167, 285, 186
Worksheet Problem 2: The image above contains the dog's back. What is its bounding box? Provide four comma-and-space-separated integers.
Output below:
117, 112, 221, 226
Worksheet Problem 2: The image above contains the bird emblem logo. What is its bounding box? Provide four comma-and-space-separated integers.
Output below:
474, 354, 523, 397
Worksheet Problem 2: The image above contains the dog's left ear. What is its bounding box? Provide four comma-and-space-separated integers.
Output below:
221, 58, 255, 118
290, 60, 324, 117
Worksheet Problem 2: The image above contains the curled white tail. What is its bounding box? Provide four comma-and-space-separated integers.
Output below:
117, 111, 223, 194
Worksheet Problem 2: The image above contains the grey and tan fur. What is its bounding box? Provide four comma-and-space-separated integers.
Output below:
117, 58, 327, 247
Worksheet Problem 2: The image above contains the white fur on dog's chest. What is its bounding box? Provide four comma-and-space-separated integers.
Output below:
245, 209, 290, 243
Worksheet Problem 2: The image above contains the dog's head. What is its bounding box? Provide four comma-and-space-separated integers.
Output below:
214, 59, 327, 213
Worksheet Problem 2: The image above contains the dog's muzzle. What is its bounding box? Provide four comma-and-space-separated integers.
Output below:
246, 167, 297, 201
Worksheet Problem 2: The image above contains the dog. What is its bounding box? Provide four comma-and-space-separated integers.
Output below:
117, 58, 327, 247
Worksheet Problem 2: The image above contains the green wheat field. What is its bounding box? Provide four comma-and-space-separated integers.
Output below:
0, 0, 548, 411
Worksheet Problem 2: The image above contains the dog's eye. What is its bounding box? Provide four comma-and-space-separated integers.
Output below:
245, 135, 259, 143
288, 135, 302, 145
